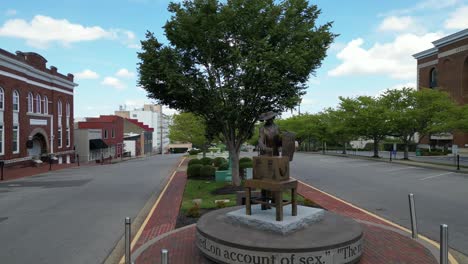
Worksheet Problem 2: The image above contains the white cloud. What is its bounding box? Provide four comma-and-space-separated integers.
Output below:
102, 77, 126, 90
444, 6, 468, 29
377, 82, 416, 96
381, 0, 460, 16
115, 68, 135, 78
5, 9, 17, 16
0, 15, 138, 49
378, 16, 416, 32
328, 32, 443, 80
75, 69, 99, 80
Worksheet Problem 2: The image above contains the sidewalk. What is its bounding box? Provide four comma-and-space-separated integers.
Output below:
0, 162, 79, 182
127, 167, 453, 263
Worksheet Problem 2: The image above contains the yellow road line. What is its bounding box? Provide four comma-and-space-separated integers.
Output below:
299, 180, 459, 264
119, 157, 185, 264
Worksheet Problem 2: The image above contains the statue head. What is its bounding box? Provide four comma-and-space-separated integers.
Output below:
259, 111, 277, 124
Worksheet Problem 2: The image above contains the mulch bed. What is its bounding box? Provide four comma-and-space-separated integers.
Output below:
175, 208, 215, 229
210, 185, 244, 195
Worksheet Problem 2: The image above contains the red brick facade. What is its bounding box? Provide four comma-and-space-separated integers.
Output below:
77, 115, 124, 157
414, 29, 468, 147
0, 49, 77, 165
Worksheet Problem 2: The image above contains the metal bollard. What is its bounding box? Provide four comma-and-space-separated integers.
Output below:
457, 155, 460, 171
408, 193, 418, 239
161, 249, 169, 264
125, 217, 131, 264
390, 151, 392, 162
440, 224, 448, 264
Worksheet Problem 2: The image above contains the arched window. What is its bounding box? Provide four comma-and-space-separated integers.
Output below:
66, 102, 70, 117
57, 100, 62, 116
430, 68, 437, 88
28, 92, 34, 112
36, 94, 41, 113
13, 90, 19, 111
0, 87, 4, 110
43, 96, 48, 114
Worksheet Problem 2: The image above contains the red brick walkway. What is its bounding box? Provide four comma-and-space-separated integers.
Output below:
130, 174, 439, 264
0, 163, 79, 182
133, 171, 187, 250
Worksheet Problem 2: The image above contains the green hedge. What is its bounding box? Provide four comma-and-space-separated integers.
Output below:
188, 149, 201, 155
188, 159, 202, 166
200, 157, 213, 165
200, 165, 216, 178
239, 160, 253, 170
218, 162, 229, 171
213, 157, 227, 167
239, 157, 252, 163
187, 164, 203, 178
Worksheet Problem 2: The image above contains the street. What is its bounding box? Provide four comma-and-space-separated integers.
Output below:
291, 153, 468, 255
0, 154, 182, 264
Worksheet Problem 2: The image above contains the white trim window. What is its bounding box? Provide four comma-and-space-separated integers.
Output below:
66, 102, 70, 147
104, 129, 108, 139
111, 128, 115, 138
0, 123, 3, 155
58, 100, 62, 148
35, 94, 41, 113
43, 96, 48, 114
28, 92, 34, 113
13, 90, 19, 111
0, 87, 4, 110
12, 125, 19, 153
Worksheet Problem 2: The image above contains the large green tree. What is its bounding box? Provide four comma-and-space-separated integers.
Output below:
138, 0, 335, 185
338, 96, 391, 158
169, 112, 207, 150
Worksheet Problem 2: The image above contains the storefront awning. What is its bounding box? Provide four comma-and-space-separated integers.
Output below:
89, 139, 108, 150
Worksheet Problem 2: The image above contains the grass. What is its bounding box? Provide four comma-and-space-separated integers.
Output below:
181, 180, 237, 213
180, 179, 309, 214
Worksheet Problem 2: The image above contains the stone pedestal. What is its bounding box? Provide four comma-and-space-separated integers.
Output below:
196, 206, 363, 264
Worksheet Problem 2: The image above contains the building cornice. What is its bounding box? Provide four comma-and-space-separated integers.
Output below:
433, 28, 468, 48
413, 47, 438, 59
0, 52, 78, 89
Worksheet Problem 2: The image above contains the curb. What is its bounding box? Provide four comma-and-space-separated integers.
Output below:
103, 156, 185, 264
299, 180, 460, 264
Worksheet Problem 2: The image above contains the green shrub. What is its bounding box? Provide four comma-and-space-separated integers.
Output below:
239, 160, 253, 170
188, 149, 200, 155
188, 159, 202, 166
213, 157, 227, 167
200, 165, 216, 178
200, 157, 213, 165
218, 162, 229, 171
187, 164, 203, 178
239, 157, 252, 163
186, 205, 201, 218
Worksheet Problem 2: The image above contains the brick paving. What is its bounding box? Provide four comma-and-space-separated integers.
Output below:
130, 170, 440, 264
0, 162, 79, 182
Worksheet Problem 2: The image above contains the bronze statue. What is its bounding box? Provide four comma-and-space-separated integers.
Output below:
258, 111, 295, 161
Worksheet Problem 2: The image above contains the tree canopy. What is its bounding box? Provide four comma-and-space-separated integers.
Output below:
169, 112, 207, 149
138, 0, 336, 185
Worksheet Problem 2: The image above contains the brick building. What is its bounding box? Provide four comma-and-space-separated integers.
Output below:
123, 118, 153, 156
76, 115, 124, 159
0, 49, 77, 166
413, 28, 468, 147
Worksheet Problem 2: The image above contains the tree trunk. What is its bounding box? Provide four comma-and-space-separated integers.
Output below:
342, 142, 347, 155
322, 142, 325, 154
404, 143, 409, 160
373, 139, 379, 158
229, 147, 241, 186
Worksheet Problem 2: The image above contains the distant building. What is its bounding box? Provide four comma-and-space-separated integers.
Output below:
115, 104, 172, 153
0, 49, 77, 166
413, 28, 468, 148
75, 115, 124, 161
123, 118, 153, 156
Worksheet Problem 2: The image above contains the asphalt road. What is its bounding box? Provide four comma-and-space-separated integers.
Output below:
291, 153, 468, 255
0, 154, 182, 264
328, 149, 468, 167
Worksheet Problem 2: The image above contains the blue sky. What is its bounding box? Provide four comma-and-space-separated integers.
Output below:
1, 0, 467, 118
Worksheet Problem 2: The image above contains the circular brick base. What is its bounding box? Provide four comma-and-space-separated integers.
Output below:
196, 207, 363, 264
